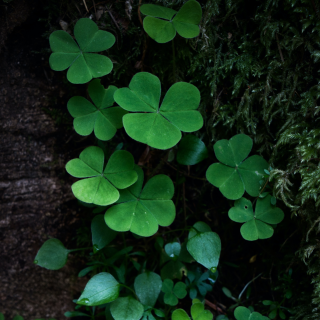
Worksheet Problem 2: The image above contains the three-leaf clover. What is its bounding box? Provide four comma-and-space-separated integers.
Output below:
140, 0, 202, 43
186, 268, 214, 299
66, 146, 138, 206
206, 134, 268, 200
67, 79, 127, 141
234, 306, 269, 320
104, 165, 175, 237
162, 279, 187, 306
228, 195, 284, 241
172, 299, 213, 320
114, 72, 203, 150
49, 18, 115, 84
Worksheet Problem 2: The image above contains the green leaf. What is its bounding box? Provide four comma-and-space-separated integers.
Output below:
114, 72, 202, 150
49, 18, 115, 84
222, 287, 233, 299
228, 196, 284, 241
66, 147, 137, 206
140, 0, 202, 43
78, 266, 97, 277
12, 316, 24, 320
206, 134, 268, 200
110, 296, 144, 320
177, 135, 208, 165
34, 238, 69, 270
173, 282, 187, 299
165, 242, 181, 259
134, 272, 162, 307
234, 306, 269, 320
0, 313, 3, 320
188, 221, 212, 239
187, 231, 221, 271
68, 80, 127, 141
172, 309, 190, 320
105, 165, 175, 237
91, 214, 117, 252
77, 272, 120, 306
64, 311, 90, 317
191, 302, 213, 320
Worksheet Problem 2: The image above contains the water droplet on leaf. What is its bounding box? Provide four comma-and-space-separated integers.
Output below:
210, 267, 217, 273
93, 244, 99, 253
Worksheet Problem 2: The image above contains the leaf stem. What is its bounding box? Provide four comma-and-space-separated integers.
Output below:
68, 247, 92, 253
119, 284, 139, 300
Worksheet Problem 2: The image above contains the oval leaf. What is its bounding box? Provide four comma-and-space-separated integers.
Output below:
177, 135, 208, 165
187, 232, 221, 270
110, 296, 144, 320
34, 239, 69, 270
77, 272, 120, 306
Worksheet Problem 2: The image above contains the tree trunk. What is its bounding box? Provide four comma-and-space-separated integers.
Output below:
0, 1, 84, 319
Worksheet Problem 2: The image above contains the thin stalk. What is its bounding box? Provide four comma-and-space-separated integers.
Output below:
68, 247, 92, 253
120, 284, 139, 300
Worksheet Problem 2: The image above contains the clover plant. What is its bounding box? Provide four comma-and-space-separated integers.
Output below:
114, 72, 203, 149
162, 279, 187, 306
104, 165, 175, 236
172, 299, 213, 320
140, 0, 202, 43
234, 306, 269, 320
49, 18, 115, 84
206, 134, 268, 200
66, 146, 138, 205
33, 6, 287, 319
67, 79, 127, 141
228, 195, 284, 241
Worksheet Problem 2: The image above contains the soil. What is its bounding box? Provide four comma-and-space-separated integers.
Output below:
0, 1, 86, 319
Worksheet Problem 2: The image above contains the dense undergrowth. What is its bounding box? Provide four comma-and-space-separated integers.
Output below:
30, 0, 320, 319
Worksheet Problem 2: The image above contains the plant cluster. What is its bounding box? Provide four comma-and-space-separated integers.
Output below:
27, 0, 320, 319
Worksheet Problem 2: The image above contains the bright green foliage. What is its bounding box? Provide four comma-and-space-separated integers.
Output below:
134, 272, 162, 307
187, 222, 221, 271
114, 72, 203, 149
162, 279, 187, 306
172, 299, 213, 320
91, 214, 117, 252
66, 146, 137, 206
234, 306, 269, 320
110, 296, 144, 320
49, 18, 115, 84
77, 272, 120, 306
34, 238, 69, 270
206, 134, 268, 200
104, 165, 175, 237
67, 80, 127, 141
140, 0, 202, 43
177, 135, 208, 166
165, 242, 181, 260
228, 195, 284, 241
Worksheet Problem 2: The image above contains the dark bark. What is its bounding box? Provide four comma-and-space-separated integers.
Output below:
0, 1, 85, 319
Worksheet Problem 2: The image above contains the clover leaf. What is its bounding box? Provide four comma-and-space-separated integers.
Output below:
162, 279, 187, 306
49, 18, 115, 84
104, 165, 175, 236
165, 242, 181, 260
114, 72, 203, 150
228, 195, 284, 241
172, 299, 213, 320
206, 134, 268, 200
234, 306, 269, 320
68, 80, 127, 141
140, 0, 202, 43
66, 146, 138, 206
